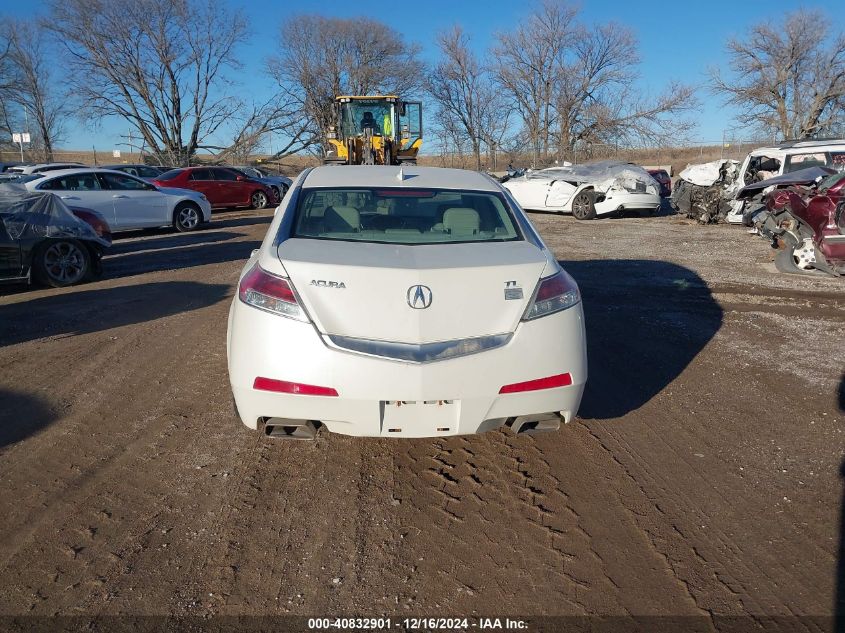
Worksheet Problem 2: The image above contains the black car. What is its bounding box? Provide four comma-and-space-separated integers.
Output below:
0, 188, 110, 288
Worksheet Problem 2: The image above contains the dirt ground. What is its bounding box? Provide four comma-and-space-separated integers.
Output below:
0, 202, 842, 631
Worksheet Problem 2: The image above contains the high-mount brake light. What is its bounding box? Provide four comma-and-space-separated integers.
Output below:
238, 264, 309, 321
522, 270, 580, 321
373, 190, 436, 198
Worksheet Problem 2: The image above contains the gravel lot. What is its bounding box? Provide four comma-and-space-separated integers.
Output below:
0, 203, 842, 630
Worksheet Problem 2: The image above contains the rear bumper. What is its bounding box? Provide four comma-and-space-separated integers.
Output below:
595, 192, 661, 216
227, 300, 587, 438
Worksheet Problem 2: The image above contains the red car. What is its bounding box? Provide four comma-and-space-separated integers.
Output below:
152, 166, 276, 210
648, 169, 672, 197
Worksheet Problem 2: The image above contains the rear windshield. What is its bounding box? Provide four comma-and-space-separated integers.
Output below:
292, 188, 521, 245
156, 169, 183, 181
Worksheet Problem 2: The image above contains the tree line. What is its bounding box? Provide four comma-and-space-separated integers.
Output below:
1, 0, 843, 167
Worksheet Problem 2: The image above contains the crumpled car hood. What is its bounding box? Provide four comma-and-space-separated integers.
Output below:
735, 166, 837, 199
678, 159, 740, 187
510, 160, 658, 194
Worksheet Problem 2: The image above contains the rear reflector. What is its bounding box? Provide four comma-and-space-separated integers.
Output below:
499, 373, 572, 394
253, 377, 338, 397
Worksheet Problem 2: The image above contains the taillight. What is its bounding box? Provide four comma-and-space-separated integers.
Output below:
522, 270, 580, 321
238, 264, 309, 322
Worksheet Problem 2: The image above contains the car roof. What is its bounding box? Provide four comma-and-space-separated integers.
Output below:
102, 163, 156, 168
748, 140, 845, 156
30, 168, 140, 178
302, 165, 500, 192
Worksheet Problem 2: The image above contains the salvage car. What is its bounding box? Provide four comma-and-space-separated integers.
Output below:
724, 139, 845, 223
670, 159, 741, 224
502, 160, 661, 219
227, 165, 587, 439
0, 185, 110, 287
24, 168, 211, 232
152, 166, 275, 210
647, 168, 672, 197
739, 167, 845, 276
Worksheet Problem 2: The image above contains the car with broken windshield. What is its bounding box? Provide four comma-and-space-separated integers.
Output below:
227, 165, 587, 439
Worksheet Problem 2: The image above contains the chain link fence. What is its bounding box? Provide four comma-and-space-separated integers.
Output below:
2, 139, 778, 178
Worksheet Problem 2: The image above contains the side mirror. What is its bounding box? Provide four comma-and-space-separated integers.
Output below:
236, 175, 246, 182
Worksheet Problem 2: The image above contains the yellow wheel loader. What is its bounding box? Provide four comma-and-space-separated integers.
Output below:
323, 95, 422, 166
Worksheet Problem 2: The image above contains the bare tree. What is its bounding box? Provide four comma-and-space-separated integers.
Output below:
2, 19, 68, 161
492, 1, 577, 166
427, 26, 495, 171
712, 9, 845, 139
268, 15, 424, 155
0, 25, 19, 153
45, 0, 248, 165
493, 2, 696, 166
556, 23, 696, 155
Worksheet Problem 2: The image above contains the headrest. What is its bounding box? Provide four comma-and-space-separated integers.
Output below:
324, 205, 360, 231
442, 207, 479, 235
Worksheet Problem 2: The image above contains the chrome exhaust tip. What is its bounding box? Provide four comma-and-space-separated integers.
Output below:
509, 413, 562, 435
262, 418, 319, 440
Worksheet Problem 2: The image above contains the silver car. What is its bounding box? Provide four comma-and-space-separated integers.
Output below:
24, 168, 212, 232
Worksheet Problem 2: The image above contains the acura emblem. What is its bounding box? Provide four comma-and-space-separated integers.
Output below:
407, 284, 433, 309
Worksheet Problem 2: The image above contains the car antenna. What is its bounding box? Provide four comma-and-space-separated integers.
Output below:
396, 167, 405, 182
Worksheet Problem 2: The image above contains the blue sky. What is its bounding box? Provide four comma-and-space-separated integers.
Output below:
2, 0, 836, 151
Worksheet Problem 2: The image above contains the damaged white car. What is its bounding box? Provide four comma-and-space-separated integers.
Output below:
674, 140, 845, 224
502, 160, 661, 219
670, 159, 742, 224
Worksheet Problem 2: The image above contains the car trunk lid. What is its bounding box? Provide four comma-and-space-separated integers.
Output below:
277, 238, 546, 343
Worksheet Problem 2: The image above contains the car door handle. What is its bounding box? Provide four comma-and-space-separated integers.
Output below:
59, 195, 79, 200
112, 194, 129, 199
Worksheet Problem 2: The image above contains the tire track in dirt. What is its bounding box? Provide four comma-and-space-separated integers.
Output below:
389, 428, 704, 615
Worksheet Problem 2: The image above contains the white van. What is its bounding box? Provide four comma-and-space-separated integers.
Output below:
726, 139, 845, 223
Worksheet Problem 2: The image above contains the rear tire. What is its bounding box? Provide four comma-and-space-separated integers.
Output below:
571, 191, 597, 220
33, 239, 91, 288
173, 203, 202, 232
251, 191, 269, 209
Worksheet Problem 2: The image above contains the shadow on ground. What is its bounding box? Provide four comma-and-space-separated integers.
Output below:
0, 281, 229, 347
0, 388, 55, 450
103, 237, 260, 280
561, 258, 723, 420
107, 230, 247, 256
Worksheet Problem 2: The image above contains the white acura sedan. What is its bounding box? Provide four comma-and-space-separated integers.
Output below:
24, 168, 212, 232
227, 166, 587, 439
